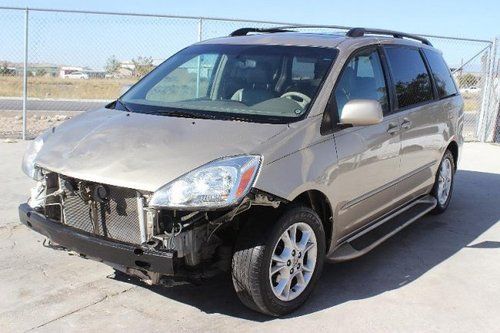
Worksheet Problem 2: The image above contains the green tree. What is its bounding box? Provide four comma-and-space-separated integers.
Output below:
105, 55, 121, 75
132, 56, 154, 77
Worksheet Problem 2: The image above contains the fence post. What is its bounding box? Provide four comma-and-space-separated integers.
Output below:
490, 37, 500, 143
477, 41, 493, 142
195, 18, 203, 97
22, 7, 29, 140
483, 37, 498, 142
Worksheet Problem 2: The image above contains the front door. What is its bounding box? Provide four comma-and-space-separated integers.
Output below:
331, 46, 402, 238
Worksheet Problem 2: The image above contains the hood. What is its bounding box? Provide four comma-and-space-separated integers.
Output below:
35, 108, 288, 192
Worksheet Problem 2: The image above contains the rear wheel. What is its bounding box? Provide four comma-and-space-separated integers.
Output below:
231, 206, 325, 316
431, 150, 455, 214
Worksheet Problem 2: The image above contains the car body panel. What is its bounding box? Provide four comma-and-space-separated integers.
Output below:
198, 32, 347, 48
28, 32, 463, 257
34, 108, 289, 192
243, 35, 462, 255
393, 101, 446, 206
331, 111, 403, 239
254, 116, 337, 201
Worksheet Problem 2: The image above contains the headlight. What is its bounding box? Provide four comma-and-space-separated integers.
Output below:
22, 131, 49, 180
149, 155, 261, 209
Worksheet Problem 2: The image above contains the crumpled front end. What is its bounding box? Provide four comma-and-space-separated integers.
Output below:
20, 169, 283, 284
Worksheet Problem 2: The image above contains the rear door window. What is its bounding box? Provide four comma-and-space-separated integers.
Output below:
423, 49, 458, 98
384, 46, 433, 109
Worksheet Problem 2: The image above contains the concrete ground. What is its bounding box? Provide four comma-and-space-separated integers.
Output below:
0, 141, 499, 333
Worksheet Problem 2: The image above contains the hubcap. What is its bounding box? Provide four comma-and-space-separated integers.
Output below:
437, 158, 452, 205
269, 222, 317, 301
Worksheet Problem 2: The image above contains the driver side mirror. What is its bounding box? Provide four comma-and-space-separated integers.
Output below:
340, 99, 383, 126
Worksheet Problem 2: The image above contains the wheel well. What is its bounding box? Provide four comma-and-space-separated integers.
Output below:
292, 190, 333, 251
447, 141, 459, 170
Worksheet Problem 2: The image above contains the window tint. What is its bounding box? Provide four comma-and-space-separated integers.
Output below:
423, 49, 457, 98
334, 48, 388, 117
385, 47, 433, 108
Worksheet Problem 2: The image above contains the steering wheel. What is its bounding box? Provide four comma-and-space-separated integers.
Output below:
280, 91, 311, 109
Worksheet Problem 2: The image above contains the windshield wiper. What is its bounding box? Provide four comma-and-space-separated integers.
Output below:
116, 99, 132, 112
154, 110, 217, 120
111, 102, 287, 123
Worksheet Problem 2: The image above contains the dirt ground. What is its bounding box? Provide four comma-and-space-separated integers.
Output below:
0, 110, 82, 139
0, 76, 136, 100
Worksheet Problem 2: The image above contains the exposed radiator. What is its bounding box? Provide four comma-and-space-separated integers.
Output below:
62, 185, 143, 245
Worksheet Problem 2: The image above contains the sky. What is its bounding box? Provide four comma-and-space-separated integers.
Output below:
0, 0, 498, 69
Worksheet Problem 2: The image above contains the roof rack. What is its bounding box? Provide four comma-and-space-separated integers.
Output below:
229, 25, 350, 37
229, 27, 290, 36
346, 27, 432, 46
228, 26, 433, 46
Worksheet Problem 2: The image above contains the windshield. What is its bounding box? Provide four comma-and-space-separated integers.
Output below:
117, 44, 337, 123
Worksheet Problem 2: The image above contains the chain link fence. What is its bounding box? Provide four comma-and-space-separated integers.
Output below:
0, 6, 498, 141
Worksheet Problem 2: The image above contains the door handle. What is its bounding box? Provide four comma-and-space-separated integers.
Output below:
387, 122, 399, 135
401, 118, 412, 130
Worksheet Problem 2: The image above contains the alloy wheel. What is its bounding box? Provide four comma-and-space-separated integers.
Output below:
269, 222, 318, 301
437, 158, 453, 205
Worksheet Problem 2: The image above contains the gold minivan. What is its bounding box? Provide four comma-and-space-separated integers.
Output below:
19, 27, 463, 316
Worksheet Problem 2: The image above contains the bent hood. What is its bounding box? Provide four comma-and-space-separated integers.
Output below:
35, 109, 288, 192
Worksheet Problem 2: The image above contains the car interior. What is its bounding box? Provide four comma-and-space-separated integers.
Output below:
218, 54, 331, 112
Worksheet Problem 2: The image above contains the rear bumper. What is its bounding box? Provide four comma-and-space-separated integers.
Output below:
18, 203, 175, 275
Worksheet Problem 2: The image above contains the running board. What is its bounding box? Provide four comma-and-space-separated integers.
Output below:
329, 195, 437, 262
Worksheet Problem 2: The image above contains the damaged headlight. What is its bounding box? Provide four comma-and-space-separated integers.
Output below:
149, 155, 261, 209
21, 130, 50, 180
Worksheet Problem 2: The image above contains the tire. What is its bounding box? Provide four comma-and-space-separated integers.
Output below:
231, 206, 326, 316
431, 150, 455, 214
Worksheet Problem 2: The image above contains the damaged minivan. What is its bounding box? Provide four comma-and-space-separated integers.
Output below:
19, 27, 463, 316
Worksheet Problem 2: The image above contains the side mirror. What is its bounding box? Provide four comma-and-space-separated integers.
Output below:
340, 99, 383, 126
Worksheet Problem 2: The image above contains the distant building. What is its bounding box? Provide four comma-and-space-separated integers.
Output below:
59, 66, 84, 78
116, 61, 134, 77
84, 70, 106, 79
1, 62, 58, 77
29, 63, 59, 77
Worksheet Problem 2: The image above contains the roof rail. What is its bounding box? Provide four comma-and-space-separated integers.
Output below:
229, 26, 433, 46
229, 27, 290, 36
346, 27, 433, 46
230, 24, 353, 36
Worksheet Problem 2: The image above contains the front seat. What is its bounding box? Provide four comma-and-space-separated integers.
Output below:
231, 68, 275, 106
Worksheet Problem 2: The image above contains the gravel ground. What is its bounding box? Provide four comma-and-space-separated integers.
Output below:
0, 142, 499, 332
0, 111, 82, 139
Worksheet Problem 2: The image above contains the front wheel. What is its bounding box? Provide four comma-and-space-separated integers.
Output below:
431, 150, 455, 214
231, 206, 325, 316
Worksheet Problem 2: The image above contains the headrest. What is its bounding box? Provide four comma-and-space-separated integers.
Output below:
245, 68, 270, 86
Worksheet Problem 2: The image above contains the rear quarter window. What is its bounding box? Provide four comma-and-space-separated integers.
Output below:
384, 46, 434, 109
423, 49, 458, 98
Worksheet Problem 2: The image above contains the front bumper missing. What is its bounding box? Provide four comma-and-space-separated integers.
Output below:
18, 203, 175, 275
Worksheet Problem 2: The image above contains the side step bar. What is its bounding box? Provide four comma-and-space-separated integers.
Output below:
329, 195, 437, 262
